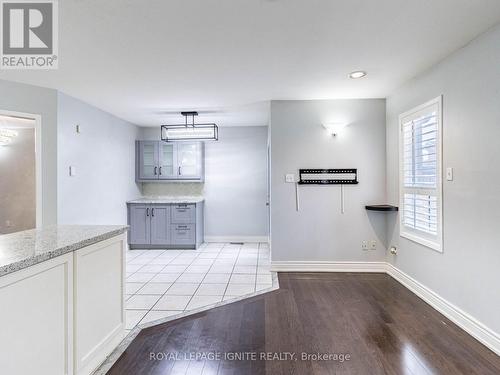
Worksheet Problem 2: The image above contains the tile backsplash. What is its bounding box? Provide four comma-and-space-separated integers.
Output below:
141, 183, 204, 197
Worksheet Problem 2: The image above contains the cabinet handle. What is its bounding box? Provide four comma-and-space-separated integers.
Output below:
151, 208, 155, 217
178, 166, 182, 175
154, 166, 157, 175
159, 166, 162, 175
146, 208, 149, 216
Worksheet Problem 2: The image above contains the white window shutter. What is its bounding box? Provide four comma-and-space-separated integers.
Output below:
399, 97, 443, 251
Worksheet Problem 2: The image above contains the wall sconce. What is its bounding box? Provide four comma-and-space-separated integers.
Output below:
0, 129, 18, 146
322, 122, 347, 137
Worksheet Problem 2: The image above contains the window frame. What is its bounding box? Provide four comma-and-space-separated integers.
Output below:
398, 96, 443, 252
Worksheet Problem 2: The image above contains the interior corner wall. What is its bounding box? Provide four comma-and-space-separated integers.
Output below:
57, 92, 141, 225
385, 24, 500, 334
270, 99, 387, 262
0, 79, 58, 226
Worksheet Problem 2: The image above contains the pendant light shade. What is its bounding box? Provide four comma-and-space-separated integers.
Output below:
161, 112, 218, 142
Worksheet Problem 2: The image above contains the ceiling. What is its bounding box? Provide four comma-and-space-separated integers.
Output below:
1, 0, 500, 127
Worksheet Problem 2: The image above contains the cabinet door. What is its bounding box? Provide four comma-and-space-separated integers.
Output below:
150, 205, 171, 245
171, 224, 196, 245
129, 205, 151, 245
138, 141, 159, 180
177, 142, 202, 179
74, 235, 125, 375
158, 142, 176, 179
0, 254, 73, 375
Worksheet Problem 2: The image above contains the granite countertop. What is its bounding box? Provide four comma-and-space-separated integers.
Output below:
0, 225, 128, 277
127, 196, 204, 204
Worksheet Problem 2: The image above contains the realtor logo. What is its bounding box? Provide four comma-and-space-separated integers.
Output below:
1, 0, 58, 69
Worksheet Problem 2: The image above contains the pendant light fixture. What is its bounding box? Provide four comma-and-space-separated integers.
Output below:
161, 111, 218, 142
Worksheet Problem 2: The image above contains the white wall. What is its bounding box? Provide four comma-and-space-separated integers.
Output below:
140, 126, 269, 240
0, 79, 58, 225
57, 93, 141, 225
386, 25, 500, 335
270, 99, 386, 262
0, 128, 36, 234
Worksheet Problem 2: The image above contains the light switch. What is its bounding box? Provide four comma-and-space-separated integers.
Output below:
285, 174, 295, 183
69, 166, 76, 176
76, 124, 81, 133
446, 167, 453, 181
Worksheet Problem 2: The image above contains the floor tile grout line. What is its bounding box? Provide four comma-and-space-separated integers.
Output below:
137, 245, 220, 323
126, 243, 270, 328
130, 248, 202, 327
126, 248, 185, 280
222, 242, 243, 299
143, 249, 204, 321
254, 242, 260, 290
185, 242, 231, 308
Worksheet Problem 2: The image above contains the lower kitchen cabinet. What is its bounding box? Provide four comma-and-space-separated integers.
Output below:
127, 202, 204, 249
128, 205, 150, 244
150, 205, 171, 245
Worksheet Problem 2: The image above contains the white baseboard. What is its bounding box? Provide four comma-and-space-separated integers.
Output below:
204, 236, 269, 243
270, 261, 387, 273
387, 263, 500, 356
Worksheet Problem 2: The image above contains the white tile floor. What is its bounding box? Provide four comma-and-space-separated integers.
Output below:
125, 242, 271, 330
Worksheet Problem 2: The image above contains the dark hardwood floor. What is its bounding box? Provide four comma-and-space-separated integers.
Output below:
108, 273, 500, 375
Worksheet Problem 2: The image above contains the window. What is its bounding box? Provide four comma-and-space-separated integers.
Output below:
399, 96, 443, 252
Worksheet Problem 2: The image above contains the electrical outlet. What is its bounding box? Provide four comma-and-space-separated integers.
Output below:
285, 174, 295, 183
370, 240, 377, 250
362, 240, 369, 251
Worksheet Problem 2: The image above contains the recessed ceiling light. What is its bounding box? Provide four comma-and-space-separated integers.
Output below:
349, 71, 367, 79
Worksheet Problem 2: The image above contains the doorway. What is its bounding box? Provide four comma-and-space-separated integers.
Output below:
0, 111, 42, 234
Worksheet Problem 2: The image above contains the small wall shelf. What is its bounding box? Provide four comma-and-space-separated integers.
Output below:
365, 205, 399, 212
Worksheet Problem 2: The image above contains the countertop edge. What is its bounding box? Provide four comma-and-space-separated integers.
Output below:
0, 227, 128, 278
127, 198, 205, 204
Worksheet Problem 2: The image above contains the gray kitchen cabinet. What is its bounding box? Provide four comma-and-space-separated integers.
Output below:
136, 141, 204, 182
138, 141, 158, 180
171, 224, 195, 245
158, 142, 176, 179
150, 205, 171, 245
177, 142, 203, 179
127, 201, 204, 249
128, 205, 151, 245
171, 203, 196, 223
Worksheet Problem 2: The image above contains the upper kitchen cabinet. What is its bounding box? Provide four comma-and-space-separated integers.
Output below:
158, 142, 176, 179
136, 141, 204, 182
138, 141, 158, 180
177, 142, 203, 179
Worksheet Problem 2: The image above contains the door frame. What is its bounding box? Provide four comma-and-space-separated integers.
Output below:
0, 109, 43, 228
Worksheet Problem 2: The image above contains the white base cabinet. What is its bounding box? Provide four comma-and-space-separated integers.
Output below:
0, 253, 74, 375
0, 234, 126, 375
74, 236, 125, 375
